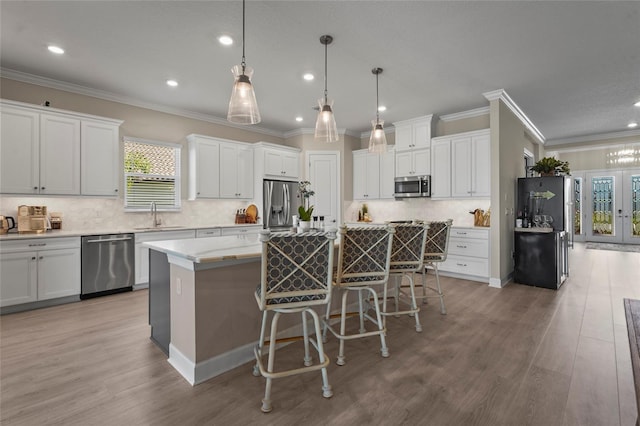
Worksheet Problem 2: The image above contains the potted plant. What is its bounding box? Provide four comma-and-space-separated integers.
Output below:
531, 157, 570, 176
297, 181, 315, 230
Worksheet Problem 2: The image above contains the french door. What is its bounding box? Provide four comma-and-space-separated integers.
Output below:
585, 169, 640, 243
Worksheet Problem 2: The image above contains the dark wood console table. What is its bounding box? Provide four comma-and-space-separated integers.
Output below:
625, 298, 640, 426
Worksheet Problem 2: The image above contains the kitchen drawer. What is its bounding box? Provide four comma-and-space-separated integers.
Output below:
135, 229, 195, 243
448, 237, 489, 259
0, 236, 80, 254
440, 254, 488, 277
220, 226, 260, 236
196, 228, 222, 238
449, 227, 488, 240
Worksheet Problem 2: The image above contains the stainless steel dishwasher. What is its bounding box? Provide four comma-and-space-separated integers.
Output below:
81, 233, 135, 299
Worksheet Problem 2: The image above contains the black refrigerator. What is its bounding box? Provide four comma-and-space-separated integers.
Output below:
514, 176, 571, 289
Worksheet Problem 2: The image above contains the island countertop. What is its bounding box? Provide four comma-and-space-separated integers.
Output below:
143, 234, 262, 265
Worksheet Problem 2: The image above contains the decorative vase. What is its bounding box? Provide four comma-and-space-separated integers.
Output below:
299, 220, 311, 232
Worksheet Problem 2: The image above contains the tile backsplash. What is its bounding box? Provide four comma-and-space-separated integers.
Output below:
0, 196, 253, 231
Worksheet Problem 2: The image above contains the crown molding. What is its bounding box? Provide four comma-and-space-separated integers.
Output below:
283, 127, 360, 140
439, 106, 489, 122
545, 129, 640, 147
483, 89, 545, 144
1, 67, 285, 138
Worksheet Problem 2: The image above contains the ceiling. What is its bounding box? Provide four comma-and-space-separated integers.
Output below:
2, 1, 639, 145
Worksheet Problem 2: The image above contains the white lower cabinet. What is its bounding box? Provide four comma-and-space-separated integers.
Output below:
135, 230, 195, 285
0, 237, 81, 307
220, 225, 261, 236
439, 227, 489, 282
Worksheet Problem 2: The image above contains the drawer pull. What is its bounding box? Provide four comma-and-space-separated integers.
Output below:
456, 262, 468, 267
456, 245, 467, 249
456, 232, 467, 235
28, 243, 47, 247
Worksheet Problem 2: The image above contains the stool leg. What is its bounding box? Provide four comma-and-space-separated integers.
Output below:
308, 308, 333, 398
302, 311, 312, 367
434, 264, 446, 315
394, 275, 400, 317
421, 268, 428, 304
336, 289, 349, 366
322, 298, 331, 343
254, 310, 268, 377
406, 274, 422, 332
358, 289, 366, 334
367, 287, 389, 358
261, 311, 281, 413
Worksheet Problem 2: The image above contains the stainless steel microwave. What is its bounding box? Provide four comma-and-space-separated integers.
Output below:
394, 176, 431, 198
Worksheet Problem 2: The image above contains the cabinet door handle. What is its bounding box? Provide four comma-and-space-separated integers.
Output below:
114, 189, 118, 192
39, 256, 44, 260
31, 256, 36, 260
456, 232, 467, 235
33, 186, 38, 190
41, 187, 46, 190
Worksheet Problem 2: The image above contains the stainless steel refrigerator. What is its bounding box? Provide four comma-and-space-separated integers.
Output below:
263, 179, 298, 230
514, 176, 571, 289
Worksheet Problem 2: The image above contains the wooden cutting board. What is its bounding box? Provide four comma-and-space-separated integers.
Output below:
245, 204, 258, 223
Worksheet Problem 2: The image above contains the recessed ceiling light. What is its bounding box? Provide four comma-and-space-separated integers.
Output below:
303, 73, 314, 81
47, 45, 64, 55
635, 100, 640, 107
628, 122, 638, 128
295, 116, 303, 122
166, 80, 178, 87
219, 35, 233, 46
378, 105, 387, 112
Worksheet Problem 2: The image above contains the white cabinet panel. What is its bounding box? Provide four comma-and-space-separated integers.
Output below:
81, 120, 120, 196
196, 228, 222, 238
440, 129, 490, 199
0, 106, 40, 194
188, 136, 220, 199
395, 148, 430, 178
0, 252, 38, 307
394, 124, 413, 151
438, 227, 489, 282
37, 248, 81, 300
220, 143, 253, 199
135, 230, 195, 285
430, 138, 451, 198
39, 113, 81, 195
380, 148, 395, 199
264, 148, 299, 178
472, 133, 491, 197
353, 151, 380, 200
393, 115, 432, 152
451, 136, 473, 197
220, 225, 261, 236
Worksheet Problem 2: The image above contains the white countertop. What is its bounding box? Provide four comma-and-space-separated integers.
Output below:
144, 234, 262, 264
0, 223, 262, 241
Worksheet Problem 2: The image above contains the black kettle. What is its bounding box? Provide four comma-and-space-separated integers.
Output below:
0, 216, 16, 234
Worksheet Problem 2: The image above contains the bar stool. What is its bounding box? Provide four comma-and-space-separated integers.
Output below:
420, 219, 453, 314
322, 225, 394, 366
383, 222, 428, 332
253, 229, 336, 413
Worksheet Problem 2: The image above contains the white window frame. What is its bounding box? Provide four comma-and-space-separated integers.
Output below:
123, 137, 181, 211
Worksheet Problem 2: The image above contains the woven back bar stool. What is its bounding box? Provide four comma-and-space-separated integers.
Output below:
322, 225, 394, 366
420, 219, 453, 314
383, 222, 428, 332
253, 229, 336, 413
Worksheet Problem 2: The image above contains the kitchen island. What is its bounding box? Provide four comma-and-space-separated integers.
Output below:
145, 234, 266, 385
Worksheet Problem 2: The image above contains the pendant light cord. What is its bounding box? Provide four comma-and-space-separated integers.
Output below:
375, 72, 380, 123
241, 0, 246, 72
323, 40, 328, 104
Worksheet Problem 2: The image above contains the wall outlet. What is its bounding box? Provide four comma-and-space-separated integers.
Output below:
176, 277, 182, 296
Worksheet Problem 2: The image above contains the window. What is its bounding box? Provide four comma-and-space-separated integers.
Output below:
124, 137, 181, 210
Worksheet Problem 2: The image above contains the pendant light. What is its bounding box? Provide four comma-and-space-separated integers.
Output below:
368, 67, 387, 153
227, 0, 261, 124
314, 35, 339, 143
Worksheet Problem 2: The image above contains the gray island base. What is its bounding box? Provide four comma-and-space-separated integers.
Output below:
145, 234, 303, 385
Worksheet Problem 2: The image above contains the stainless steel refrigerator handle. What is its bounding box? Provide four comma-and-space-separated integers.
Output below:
264, 181, 273, 228
85, 237, 133, 243
283, 183, 290, 220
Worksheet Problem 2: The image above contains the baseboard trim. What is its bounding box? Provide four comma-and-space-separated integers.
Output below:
489, 274, 513, 289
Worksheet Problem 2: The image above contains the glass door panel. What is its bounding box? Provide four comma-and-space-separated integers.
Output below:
586, 172, 622, 243
622, 171, 640, 243
574, 177, 582, 235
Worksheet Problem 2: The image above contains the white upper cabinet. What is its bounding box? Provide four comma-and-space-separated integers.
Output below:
187, 135, 220, 199
430, 137, 452, 198
219, 142, 253, 199
1, 100, 122, 196
81, 119, 121, 196
393, 115, 433, 152
1, 105, 40, 194
259, 144, 300, 179
450, 129, 491, 198
395, 147, 430, 178
353, 147, 395, 200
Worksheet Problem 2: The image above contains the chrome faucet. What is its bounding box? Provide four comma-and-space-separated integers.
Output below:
150, 202, 161, 227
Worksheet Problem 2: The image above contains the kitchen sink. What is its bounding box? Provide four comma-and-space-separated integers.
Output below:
133, 225, 187, 231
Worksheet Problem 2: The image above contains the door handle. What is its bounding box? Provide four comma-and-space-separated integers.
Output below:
86, 237, 133, 243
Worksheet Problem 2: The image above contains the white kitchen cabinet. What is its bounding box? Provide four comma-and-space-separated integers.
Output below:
1, 100, 122, 196
219, 142, 253, 199
353, 150, 380, 200
393, 115, 433, 152
196, 228, 222, 238
263, 146, 300, 179
451, 129, 490, 198
395, 147, 430, 178
219, 225, 261, 236
439, 227, 489, 282
0, 237, 81, 307
353, 147, 395, 200
135, 229, 195, 285
430, 136, 452, 198
81, 119, 121, 196
187, 135, 220, 199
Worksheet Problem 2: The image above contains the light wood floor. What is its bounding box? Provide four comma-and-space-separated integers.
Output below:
1, 243, 638, 425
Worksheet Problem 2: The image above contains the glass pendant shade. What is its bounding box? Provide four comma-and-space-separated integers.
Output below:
227, 65, 261, 124
314, 98, 339, 143
368, 120, 387, 153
